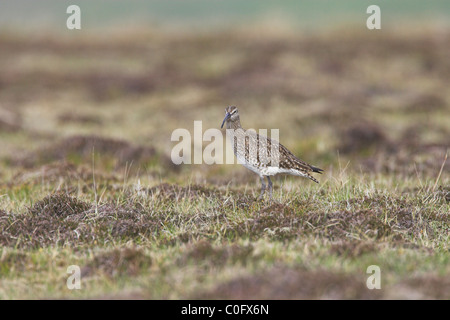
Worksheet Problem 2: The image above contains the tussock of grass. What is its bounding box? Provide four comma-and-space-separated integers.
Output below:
192, 266, 380, 300
177, 240, 255, 267
12, 135, 174, 174
82, 247, 152, 278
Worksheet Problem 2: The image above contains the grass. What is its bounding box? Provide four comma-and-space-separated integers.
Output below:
0, 176, 448, 299
0, 23, 449, 299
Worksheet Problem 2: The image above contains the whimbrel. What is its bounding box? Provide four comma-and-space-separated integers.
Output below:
221, 105, 323, 200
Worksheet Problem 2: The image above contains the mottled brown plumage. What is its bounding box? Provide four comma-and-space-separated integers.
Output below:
221, 105, 323, 199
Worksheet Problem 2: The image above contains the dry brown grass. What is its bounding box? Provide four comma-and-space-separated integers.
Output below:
193, 266, 380, 299
82, 247, 152, 278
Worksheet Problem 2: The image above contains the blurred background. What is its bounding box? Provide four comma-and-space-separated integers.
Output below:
0, 0, 449, 185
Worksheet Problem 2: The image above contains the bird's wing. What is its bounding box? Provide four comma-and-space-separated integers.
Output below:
241, 131, 324, 179
278, 142, 316, 172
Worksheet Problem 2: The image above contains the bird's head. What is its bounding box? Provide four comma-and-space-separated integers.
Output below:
221, 105, 239, 128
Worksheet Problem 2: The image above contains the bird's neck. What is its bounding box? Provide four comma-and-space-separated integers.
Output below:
226, 119, 242, 130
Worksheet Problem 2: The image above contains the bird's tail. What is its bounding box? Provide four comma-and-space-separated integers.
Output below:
306, 173, 320, 184
310, 165, 324, 174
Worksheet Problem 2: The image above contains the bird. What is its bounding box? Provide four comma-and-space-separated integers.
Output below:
221, 105, 323, 200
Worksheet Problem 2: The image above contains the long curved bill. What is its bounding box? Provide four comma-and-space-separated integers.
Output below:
221, 113, 230, 128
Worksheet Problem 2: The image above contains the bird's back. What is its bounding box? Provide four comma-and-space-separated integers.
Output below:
228, 129, 323, 181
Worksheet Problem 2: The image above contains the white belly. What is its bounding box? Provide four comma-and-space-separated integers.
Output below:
238, 156, 309, 178
260, 166, 301, 176
236, 155, 291, 177
236, 154, 262, 175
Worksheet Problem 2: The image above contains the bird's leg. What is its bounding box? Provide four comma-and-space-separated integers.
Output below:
267, 176, 273, 200
258, 176, 266, 200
